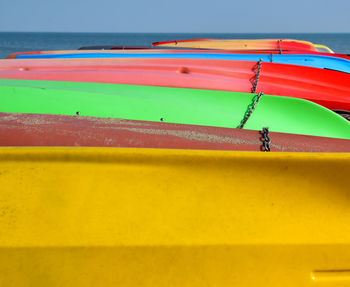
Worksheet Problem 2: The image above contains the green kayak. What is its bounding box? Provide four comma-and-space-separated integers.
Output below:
0, 79, 349, 139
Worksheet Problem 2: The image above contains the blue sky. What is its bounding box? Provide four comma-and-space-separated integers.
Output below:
1, 0, 350, 33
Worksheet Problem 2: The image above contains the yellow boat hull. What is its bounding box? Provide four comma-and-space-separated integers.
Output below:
153, 38, 317, 50
0, 147, 350, 286
314, 43, 335, 53
154, 39, 334, 53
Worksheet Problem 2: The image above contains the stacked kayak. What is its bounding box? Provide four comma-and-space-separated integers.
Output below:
1, 147, 350, 287
0, 79, 349, 139
1, 58, 350, 111
152, 38, 335, 53
1, 38, 350, 287
153, 38, 320, 51
2, 112, 350, 152
9, 52, 350, 73
8, 48, 349, 60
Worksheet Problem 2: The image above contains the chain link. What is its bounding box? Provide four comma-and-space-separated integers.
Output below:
251, 59, 263, 93
278, 39, 282, 54
238, 92, 264, 129
262, 127, 271, 152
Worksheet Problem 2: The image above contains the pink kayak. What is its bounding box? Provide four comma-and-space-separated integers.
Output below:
1, 57, 350, 112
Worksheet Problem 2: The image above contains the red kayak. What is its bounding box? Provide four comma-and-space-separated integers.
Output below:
1, 112, 350, 152
1, 58, 350, 112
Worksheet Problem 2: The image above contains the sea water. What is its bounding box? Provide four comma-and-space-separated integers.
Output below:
1, 32, 350, 59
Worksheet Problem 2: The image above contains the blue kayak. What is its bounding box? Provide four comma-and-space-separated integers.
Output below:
16, 53, 350, 73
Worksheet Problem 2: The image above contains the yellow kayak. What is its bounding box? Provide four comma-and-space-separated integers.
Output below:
293, 40, 334, 53
152, 38, 334, 53
314, 43, 335, 53
1, 147, 350, 287
152, 38, 320, 51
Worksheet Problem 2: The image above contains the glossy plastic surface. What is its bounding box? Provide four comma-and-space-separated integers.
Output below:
0, 79, 349, 139
14, 52, 350, 73
1, 58, 350, 111
0, 147, 350, 286
152, 38, 319, 51
7, 49, 349, 60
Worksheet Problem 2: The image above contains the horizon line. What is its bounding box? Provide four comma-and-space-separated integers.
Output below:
1, 31, 350, 34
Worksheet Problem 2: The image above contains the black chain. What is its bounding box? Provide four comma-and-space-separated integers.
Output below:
238, 92, 264, 129
262, 127, 271, 152
251, 59, 263, 93
278, 39, 282, 54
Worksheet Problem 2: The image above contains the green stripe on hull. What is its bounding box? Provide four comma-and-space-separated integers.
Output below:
0, 79, 349, 139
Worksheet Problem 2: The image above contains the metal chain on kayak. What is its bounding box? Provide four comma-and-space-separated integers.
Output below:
251, 59, 263, 93
278, 39, 282, 54
261, 127, 271, 152
238, 92, 264, 129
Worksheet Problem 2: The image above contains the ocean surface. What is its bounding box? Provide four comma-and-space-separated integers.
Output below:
1, 32, 350, 59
